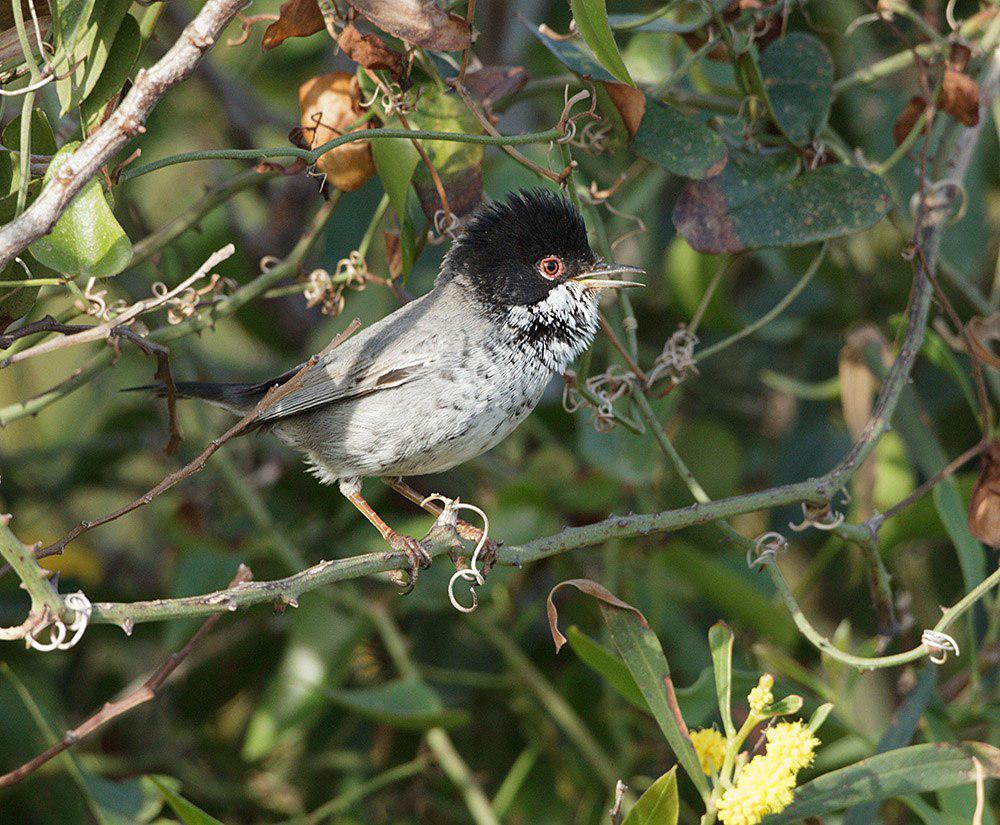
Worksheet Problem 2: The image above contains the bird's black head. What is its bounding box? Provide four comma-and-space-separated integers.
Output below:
444, 189, 634, 309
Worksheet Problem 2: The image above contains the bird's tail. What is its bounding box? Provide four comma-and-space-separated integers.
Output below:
123, 367, 299, 416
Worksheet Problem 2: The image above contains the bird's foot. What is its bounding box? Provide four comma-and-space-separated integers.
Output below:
385, 531, 432, 595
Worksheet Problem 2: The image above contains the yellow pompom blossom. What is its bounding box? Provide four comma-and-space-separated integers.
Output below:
717, 755, 795, 825
690, 728, 726, 775
747, 673, 774, 716
716, 721, 820, 825
764, 721, 820, 774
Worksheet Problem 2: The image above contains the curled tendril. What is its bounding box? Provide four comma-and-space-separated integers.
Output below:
921, 629, 960, 664
748, 531, 787, 570
910, 179, 966, 227
26, 592, 92, 652
421, 494, 491, 613
302, 251, 367, 316
151, 273, 233, 324
563, 367, 637, 433
427, 209, 460, 245
788, 502, 845, 532
648, 326, 699, 386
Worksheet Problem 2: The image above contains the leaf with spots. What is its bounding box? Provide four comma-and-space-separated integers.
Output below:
758, 33, 834, 145
673, 150, 892, 253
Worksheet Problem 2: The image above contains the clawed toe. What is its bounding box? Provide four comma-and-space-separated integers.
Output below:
387, 532, 432, 594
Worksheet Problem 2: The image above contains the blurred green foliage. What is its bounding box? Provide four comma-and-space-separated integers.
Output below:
0, 1, 998, 823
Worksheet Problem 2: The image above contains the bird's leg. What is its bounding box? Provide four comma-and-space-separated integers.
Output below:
386, 478, 501, 573
343, 488, 432, 593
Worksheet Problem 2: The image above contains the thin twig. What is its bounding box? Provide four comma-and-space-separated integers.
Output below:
0, 565, 252, 790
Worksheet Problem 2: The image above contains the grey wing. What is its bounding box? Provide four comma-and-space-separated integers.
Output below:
255, 290, 454, 424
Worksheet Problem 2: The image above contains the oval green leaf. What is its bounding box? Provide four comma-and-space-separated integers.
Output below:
631, 97, 727, 179
55, 0, 130, 115
28, 141, 132, 278
673, 150, 892, 253
623, 767, 679, 825
758, 33, 834, 145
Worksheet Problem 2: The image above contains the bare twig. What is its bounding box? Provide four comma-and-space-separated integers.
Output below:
1, 246, 236, 367
0, 0, 248, 272
0, 565, 253, 790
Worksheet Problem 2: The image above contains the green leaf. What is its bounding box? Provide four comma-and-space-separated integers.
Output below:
843, 665, 936, 825
404, 85, 484, 219
631, 98, 727, 179
242, 600, 365, 760
623, 767, 679, 825
28, 141, 132, 278
708, 622, 734, 737
371, 136, 420, 276
758, 33, 834, 144
673, 150, 892, 253
600, 603, 709, 796
52, 0, 98, 70
764, 742, 1000, 823
570, 0, 634, 86
762, 695, 803, 717
521, 14, 616, 82
2, 107, 57, 154
566, 624, 647, 711
148, 777, 225, 825
81, 774, 165, 825
808, 702, 834, 733
80, 12, 141, 135
325, 678, 470, 731
55, 0, 130, 115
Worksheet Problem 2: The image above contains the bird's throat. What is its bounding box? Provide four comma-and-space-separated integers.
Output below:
500, 282, 600, 374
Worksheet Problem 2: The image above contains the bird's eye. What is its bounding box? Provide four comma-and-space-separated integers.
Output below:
538, 256, 564, 280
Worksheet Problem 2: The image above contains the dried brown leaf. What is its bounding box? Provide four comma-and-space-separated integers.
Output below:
602, 81, 645, 141
337, 22, 403, 78
346, 0, 471, 51
462, 66, 529, 109
968, 439, 1000, 547
262, 0, 324, 51
940, 67, 980, 127
298, 72, 375, 192
546, 578, 649, 653
893, 95, 929, 146
966, 313, 1000, 369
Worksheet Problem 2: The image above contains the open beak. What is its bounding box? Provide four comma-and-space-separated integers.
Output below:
571, 261, 645, 291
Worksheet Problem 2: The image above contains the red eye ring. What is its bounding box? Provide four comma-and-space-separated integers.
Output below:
538, 255, 564, 280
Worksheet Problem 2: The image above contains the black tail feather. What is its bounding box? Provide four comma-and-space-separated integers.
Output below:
123, 367, 300, 415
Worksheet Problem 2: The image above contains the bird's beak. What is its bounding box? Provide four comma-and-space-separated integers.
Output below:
571, 261, 645, 291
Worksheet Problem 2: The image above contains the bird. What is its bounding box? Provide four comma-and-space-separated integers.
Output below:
153, 189, 643, 587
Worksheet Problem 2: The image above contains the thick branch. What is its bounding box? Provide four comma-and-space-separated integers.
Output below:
0, 0, 248, 271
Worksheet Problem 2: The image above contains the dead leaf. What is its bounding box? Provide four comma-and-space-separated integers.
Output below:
893, 96, 929, 146
940, 67, 980, 127
337, 22, 403, 78
602, 81, 645, 140
299, 72, 375, 192
462, 66, 529, 109
966, 313, 1000, 369
346, 0, 471, 51
546, 578, 649, 653
968, 439, 1000, 547
262, 0, 324, 51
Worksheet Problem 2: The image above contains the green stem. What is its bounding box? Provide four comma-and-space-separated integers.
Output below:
11, 0, 41, 219
303, 756, 429, 824
119, 127, 562, 182
695, 243, 828, 363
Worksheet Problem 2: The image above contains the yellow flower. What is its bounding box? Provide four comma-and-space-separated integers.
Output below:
747, 673, 774, 716
764, 721, 820, 774
690, 728, 726, 774
717, 755, 794, 825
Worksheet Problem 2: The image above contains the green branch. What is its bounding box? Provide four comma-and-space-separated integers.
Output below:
119, 127, 563, 182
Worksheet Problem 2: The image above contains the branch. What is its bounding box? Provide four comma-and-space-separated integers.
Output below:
0, 565, 252, 789
0, 515, 64, 641
0, 0, 248, 272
